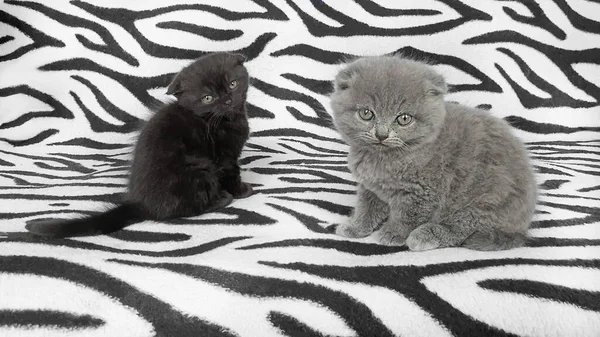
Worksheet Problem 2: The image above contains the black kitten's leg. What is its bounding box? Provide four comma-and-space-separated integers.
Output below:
219, 161, 253, 199
204, 190, 234, 213
186, 156, 233, 213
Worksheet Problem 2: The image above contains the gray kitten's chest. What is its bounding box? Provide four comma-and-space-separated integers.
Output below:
348, 149, 422, 201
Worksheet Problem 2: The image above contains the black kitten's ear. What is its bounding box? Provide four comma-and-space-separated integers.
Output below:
166, 75, 182, 96
426, 73, 447, 96
232, 53, 246, 65
334, 67, 357, 91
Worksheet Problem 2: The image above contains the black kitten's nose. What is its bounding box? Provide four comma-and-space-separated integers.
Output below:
376, 133, 388, 141
225, 99, 232, 105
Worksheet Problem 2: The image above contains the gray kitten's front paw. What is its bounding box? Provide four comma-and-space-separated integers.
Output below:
406, 225, 442, 251
335, 221, 375, 238
374, 228, 408, 246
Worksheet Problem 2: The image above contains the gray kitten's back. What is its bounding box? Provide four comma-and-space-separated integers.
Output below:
439, 103, 537, 250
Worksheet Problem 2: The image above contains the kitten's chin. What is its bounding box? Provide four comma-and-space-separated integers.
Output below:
361, 142, 390, 151
368, 141, 408, 152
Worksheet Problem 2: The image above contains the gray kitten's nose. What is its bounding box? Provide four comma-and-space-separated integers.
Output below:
376, 133, 388, 141
225, 99, 232, 105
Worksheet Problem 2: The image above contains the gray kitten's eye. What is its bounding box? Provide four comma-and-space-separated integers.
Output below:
396, 114, 413, 126
229, 80, 238, 90
358, 109, 375, 121
201, 95, 214, 104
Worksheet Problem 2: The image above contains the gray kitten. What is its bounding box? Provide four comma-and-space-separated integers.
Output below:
330, 56, 537, 251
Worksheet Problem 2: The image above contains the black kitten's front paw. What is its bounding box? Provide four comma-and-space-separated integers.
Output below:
232, 182, 253, 199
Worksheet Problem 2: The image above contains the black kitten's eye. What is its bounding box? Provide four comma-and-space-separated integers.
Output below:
358, 109, 375, 121
201, 95, 214, 104
396, 114, 413, 126
229, 80, 238, 90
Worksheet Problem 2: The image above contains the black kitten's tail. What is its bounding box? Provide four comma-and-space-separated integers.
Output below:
461, 229, 527, 251
25, 203, 142, 238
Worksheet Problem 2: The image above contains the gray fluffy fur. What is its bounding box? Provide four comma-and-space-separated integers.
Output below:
330, 55, 537, 251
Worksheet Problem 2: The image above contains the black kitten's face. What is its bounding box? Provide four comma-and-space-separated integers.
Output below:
168, 53, 249, 118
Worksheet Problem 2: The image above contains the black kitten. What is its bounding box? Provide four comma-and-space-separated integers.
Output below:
26, 52, 253, 238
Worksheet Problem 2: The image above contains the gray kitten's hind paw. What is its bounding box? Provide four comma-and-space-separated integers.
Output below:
406, 225, 442, 251
335, 222, 375, 238
374, 228, 407, 246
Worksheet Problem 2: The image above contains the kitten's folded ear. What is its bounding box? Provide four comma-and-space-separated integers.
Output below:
335, 67, 357, 91
166, 75, 182, 96
426, 73, 448, 96
232, 53, 246, 65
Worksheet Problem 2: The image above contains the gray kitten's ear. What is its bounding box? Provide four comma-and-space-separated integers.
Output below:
166, 75, 182, 96
232, 53, 246, 64
335, 67, 357, 91
426, 74, 447, 96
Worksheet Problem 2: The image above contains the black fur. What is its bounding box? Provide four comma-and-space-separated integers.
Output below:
26, 52, 253, 238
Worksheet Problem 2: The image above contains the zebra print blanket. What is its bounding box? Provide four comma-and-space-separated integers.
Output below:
1, 1, 599, 336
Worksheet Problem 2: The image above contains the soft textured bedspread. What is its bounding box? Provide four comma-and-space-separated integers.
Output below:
1, 1, 599, 336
